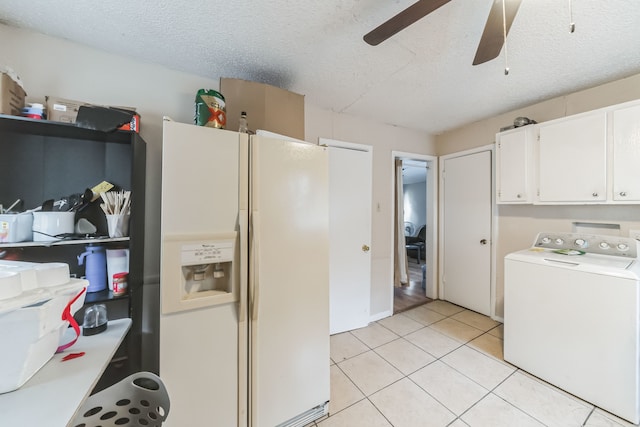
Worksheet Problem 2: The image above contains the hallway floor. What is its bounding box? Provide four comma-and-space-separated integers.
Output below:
313, 300, 636, 427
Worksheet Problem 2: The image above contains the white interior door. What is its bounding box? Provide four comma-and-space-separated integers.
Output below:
441, 149, 492, 316
323, 139, 372, 334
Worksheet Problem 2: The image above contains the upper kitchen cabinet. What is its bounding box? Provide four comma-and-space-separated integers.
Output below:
612, 103, 640, 203
536, 111, 607, 203
496, 126, 535, 204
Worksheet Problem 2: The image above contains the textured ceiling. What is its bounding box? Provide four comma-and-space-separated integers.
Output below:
1, 0, 639, 134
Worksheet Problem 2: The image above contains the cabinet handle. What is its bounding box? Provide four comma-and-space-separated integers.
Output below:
592, 192, 598, 197
620, 191, 627, 197
480, 239, 488, 245
516, 193, 522, 199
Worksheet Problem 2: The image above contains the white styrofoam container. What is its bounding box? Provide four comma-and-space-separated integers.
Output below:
0, 270, 22, 300
0, 260, 70, 293
0, 261, 87, 393
0, 212, 33, 243
2, 325, 65, 394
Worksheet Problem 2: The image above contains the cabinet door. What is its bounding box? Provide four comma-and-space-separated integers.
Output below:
496, 127, 533, 203
537, 112, 607, 203
612, 104, 640, 202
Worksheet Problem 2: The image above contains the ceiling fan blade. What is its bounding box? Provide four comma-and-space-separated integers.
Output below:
472, 0, 522, 65
364, 0, 452, 46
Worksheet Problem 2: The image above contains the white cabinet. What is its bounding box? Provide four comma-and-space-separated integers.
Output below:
537, 111, 607, 203
496, 126, 534, 204
493, 99, 640, 205
612, 103, 640, 202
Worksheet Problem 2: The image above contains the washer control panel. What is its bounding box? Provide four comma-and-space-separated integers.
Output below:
534, 232, 639, 258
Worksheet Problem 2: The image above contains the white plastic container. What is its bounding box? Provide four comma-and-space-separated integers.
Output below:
106, 248, 129, 291
0, 212, 33, 243
0, 260, 87, 393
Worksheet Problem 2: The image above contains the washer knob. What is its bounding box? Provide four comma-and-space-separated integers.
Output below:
541, 237, 551, 244
617, 243, 629, 251
555, 238, 564, 245
599, 242, 610, 249
574, 239, 586, 247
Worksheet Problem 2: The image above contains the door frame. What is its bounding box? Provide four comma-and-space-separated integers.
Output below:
389, 151, 438, 305
438, 144, 498, 319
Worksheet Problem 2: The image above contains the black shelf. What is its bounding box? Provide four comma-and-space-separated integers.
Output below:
0, 114, 134, 143
0, 236, 129, 249
84, 288, 130, 304
1, 114, 146, 391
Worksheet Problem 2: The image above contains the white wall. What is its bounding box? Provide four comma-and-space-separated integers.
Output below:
404, 181, 427, 233
1, 23, 435, 320
436, 73, 640, 318
306, 105, 435, 317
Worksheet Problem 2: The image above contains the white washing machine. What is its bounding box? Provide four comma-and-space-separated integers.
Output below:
504, 232, 640, 424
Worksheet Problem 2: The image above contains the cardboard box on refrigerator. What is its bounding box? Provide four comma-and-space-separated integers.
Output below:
220, 78, 305, 140
0, 72, 27, 116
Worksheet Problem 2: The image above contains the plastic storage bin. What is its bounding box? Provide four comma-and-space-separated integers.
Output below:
0, 212, 33, 243
0, 260, 87, 393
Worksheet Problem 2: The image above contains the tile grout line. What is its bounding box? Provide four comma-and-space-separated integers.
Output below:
325, 302, 512, 426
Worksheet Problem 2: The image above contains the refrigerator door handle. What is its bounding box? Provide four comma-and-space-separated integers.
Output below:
239, 209, 249, 321
250, 210, 260, 321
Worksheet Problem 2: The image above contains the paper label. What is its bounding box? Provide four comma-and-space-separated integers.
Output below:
181, 241, 233, 264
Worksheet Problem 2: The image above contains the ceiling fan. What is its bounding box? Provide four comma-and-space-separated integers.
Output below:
363, 0, 522, 66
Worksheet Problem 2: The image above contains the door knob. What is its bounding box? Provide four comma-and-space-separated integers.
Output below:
480, 239, 488, 245
362, 244, 370, 252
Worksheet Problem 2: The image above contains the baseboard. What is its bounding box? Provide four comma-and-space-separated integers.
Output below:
369, 310, 393, 323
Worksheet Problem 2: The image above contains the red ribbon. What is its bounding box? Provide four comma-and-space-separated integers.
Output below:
56, 287, 87, 353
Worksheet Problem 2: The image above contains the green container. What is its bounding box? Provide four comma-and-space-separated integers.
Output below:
195, 89, 226, 128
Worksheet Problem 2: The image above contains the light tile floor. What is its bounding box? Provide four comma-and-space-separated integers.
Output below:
309, 300, 638, 427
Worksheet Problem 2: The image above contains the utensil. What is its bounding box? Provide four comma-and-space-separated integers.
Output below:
66, 193, 81, 212
70, 189, 94, 212
4, 199, 21, 213
41, 199, 54, 212
100, 190, 131, 216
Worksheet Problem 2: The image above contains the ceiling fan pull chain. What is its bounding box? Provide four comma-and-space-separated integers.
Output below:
569, 0, 576, 32
503, 0, 509, 75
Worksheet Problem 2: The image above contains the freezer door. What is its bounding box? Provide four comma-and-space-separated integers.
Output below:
160, 120, 249, 427
249, 135, 330, 427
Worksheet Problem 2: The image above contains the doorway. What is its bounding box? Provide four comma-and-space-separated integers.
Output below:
390, 152, 438, 314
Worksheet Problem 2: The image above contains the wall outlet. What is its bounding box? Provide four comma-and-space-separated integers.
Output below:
629, 229, 640, 241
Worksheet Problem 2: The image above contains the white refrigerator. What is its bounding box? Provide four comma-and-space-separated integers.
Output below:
159, 119, 330, 427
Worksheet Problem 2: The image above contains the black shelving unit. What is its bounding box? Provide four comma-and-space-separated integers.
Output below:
0, 114, 146, 391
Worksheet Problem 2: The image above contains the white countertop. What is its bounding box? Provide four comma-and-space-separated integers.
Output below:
0, 318, 131, 426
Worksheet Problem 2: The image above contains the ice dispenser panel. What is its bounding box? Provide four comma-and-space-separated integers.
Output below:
180, 241, 233, 296
161, 232, 238, 314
